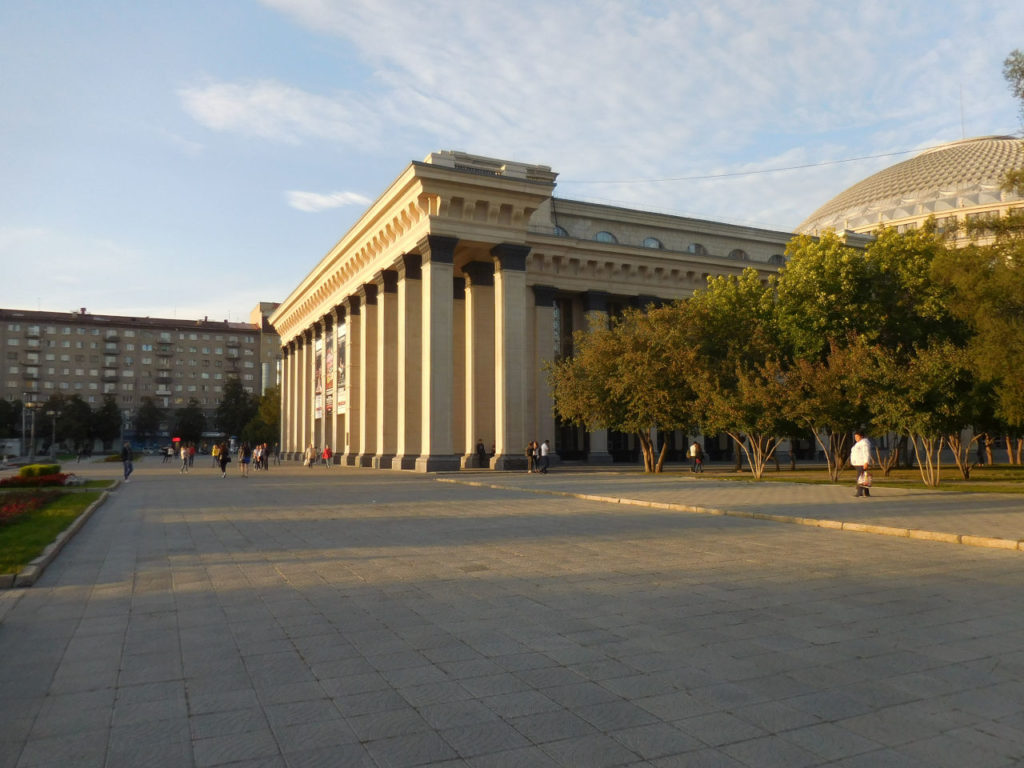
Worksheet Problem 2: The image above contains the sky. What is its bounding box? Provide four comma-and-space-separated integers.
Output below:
2, 0, 1023, 323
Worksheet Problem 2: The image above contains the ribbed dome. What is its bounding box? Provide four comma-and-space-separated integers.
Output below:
798, 136, 1024, 235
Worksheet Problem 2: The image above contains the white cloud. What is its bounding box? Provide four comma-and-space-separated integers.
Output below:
286, 190, 372, 212
178, 79, 380, 147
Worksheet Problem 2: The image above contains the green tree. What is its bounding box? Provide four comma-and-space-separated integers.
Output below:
59, 395, 93, 451
241, 385, 281, 447
548, 305, 699, 473
0, 398, 20, 438
173, 399, 206, 445
134, 397, 164, 445
686, 268, 791, 478
92, 394, 122, 450
216, 377, 258, 437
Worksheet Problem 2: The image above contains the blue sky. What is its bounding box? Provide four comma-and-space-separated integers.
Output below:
2, 0, 1022, 322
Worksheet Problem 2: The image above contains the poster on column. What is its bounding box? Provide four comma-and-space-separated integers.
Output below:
314, 336, 323, 420
336, 322, 347, 414
325, 336, 334, 415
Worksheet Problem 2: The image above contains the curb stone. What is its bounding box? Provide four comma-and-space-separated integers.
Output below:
436, 477, 1024, 553
6, 489, 111, 589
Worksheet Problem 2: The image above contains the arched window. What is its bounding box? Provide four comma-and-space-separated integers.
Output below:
594, 231, 618, 244
727, 248, 749, 261
553, 225, 569, 237
686, 243, 707, 255
769, 253, 786, 266
642, 237, 663, 249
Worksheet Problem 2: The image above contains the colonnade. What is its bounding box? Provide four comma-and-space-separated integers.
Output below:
279, 235, 567, 471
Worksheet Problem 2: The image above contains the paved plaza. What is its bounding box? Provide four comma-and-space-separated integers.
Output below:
2, 461, 1024, 767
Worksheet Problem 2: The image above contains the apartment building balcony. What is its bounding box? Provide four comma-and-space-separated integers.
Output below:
21, 369, 39, 380
155, 388, 172, 397
102, 371, 119, 382
25, 328, 41, 339
226, 338, 240, 348
105, 332, 119, 341
155, 375, 172, 385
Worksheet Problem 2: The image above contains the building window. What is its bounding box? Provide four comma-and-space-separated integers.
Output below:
594, 231, 617, 244
727, 249, 749, 260
686, 243, 707, 255
769, 254, 785, 266
642, 237, 663, 249
553, 225, 570, 237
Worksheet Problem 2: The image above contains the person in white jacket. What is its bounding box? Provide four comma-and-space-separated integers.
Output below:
850, 430, 872, 498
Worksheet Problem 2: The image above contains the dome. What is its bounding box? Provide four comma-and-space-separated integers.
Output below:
798, 136, 1024, 236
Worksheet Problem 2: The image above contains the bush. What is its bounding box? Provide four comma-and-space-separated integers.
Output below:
18, 463, 60, 478
1, 473, 70, 488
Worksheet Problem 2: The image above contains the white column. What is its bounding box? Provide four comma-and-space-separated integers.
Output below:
531, 285, 557, 457
451, 276, 466, 462
491, 243, 530, 471
298, 333, 309, 456
461, 261, 495, 468
374, 270, 399, 469
357, 284, 378, 466
326, 308, 340, 462
583, 291, 613, 464
415, 235, 461, 472
393, 254, 422, 470
341, 296, 361, 466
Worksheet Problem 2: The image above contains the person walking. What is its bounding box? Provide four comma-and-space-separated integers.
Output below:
239, 442, 252, 478
322, 444, 333, 467
526, 441, 536, 473
688, 440, 704, 473
476, 439, 487, 469
218, 442, 231, 477
304, 443, 316, 468
211, 442, 220, 468
120, 441, 133, 482
851, 429, 872, 497
539, 439, 551, 474
179, 443, 189, 473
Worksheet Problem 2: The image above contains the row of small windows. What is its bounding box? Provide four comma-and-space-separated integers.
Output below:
553, 228, 783, 264
4, 324, 256, 344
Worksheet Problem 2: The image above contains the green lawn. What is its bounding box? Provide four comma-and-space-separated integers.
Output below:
0, 491, 101, 574
715, 464, 1024, 493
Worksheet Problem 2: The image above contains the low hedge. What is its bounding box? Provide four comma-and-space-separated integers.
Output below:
1, 473, 70, 488
18, 463, 61, 478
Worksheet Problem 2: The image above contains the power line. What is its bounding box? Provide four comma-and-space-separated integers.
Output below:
559, 148, 926, 185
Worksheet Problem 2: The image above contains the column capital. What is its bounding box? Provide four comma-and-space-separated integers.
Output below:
357, 283, 379, 305
374, 269, 399, 294
418, 235, 458, 265
396, 252, 422, 280
343, 294, 361, 316
333, 303, 346, 320
491, 242, 530, 271
532, 284, 557, 307
462, 260, 494, 287
583, 290, 610, 313
453, 276, 465, 301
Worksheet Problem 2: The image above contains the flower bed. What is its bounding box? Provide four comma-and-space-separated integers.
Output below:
0, 473, 70, 489
0, 492, 58, 525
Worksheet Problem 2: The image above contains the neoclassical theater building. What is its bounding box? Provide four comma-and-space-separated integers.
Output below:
270, 151, 793, 470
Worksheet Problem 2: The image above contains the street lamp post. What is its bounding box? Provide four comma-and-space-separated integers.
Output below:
46, 410, 60, 458
25, 402, 40, 461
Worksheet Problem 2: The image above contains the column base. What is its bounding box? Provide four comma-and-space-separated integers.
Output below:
392, 455, 419, 470
491, 454, 528, 471
356, 453, 375, 467
587, 451, 614, 465
371, 454, 395, 469
414, 455, 462, 472
461, 453, 491, 469
341, 453, 359, 467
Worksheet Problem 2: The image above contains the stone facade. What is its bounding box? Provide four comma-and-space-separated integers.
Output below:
270, 151, 793, 470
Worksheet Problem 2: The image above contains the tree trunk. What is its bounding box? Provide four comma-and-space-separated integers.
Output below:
637, 432, 654, 472
946, 432, 976, 480
655, 440, 668, 473
910, 435, 942, 487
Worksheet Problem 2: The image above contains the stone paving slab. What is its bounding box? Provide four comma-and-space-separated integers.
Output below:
438, 469, 1024, 550
1, 462, 1024, 767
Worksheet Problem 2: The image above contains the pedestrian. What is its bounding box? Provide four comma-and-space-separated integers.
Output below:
536, 442, 552, 473
121, 441, 133, 482
850, 429, 872, 498
476, 438, 487, 468
526, 441, 536, 473
162, 445, 171, 464
212, 442, 220, 468
304, 443, 316, 467
976, 435, 987, 466
218, 441, 231, 477
273, 443, 281, 466
240, 442, 252, 477
188, 443, 195, 468
179, 443, 189, 473
688, 440, 704, 473
322, 444, 333, 467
